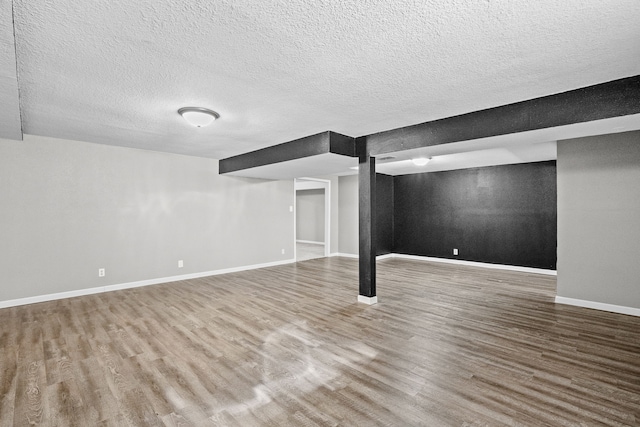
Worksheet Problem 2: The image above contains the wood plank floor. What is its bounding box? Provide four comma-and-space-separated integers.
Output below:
296, 242, 325, 261
1, 257, 639, 426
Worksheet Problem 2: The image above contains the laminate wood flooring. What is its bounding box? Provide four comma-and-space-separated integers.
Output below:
296, 242, 325, 261
1, 257, 639, 426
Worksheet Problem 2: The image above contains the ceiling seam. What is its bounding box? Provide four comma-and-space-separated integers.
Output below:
11, 0, 24, 140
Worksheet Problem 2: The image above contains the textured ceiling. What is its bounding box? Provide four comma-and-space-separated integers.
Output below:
0, 0, 22, 140
7, 0, 640, 161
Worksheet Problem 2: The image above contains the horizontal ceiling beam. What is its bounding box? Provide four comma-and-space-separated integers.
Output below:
366, 75, 640, 156
219, 131, 355, 175
218, 75, 640, 178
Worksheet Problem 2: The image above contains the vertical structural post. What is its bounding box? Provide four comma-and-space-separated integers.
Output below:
358, 146, 377, 304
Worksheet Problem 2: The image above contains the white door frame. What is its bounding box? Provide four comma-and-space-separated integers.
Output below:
294, 177, 331, 259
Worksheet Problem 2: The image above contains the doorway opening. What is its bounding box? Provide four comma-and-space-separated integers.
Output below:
294, 178, 330, 261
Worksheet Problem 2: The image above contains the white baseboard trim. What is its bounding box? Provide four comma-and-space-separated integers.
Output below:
0, 258, 296, 309
392, 254, 557, 276
357, 295, 378, 305
296, 240, 325, 245
330, 253, 396, 260
0, 287, 107, 310
332, 252, 556, 276
332, 252, 359, 259
555, 296, 640, 317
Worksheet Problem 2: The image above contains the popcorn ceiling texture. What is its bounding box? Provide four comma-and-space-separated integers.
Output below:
0, 0, 22, 140
7, 0, 640, 157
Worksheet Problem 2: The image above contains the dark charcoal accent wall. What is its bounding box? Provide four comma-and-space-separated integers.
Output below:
376, 173, 394, 255
393, 161, 557, 269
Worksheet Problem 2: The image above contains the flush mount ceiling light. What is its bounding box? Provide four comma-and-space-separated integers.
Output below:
412, 157, 431, 166
178, 107, 220, 127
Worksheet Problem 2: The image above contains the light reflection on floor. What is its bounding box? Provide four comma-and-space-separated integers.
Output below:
212, 321, 377, 419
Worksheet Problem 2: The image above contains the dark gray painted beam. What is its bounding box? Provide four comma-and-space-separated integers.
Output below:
366, 75, 640, 155
219, 132, 329, 174
220, 75, 640, 175
219, 131, 356, 175
358, 145, 376, 299
329, 132, 358, 157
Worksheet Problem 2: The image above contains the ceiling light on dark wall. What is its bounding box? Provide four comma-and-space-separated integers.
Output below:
178, 107, 220, 127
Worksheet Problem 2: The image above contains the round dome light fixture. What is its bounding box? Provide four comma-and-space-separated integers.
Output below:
411, 157, 431, 166
178, 107, 220, 127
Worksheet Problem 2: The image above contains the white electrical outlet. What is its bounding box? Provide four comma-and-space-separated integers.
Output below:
178, 260, 184, 268
98, 268, 105, 277
453, 248, 459, 256
281, 249, 285, 255
289, 205, 293, 212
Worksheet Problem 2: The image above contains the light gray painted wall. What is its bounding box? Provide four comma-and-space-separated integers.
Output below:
0, 135, 294, 302
303, 175, 340, 254
338, 175, 359, 255
557, 131, 640, 308
324, 175, 339, 255
296, 189, 324, 242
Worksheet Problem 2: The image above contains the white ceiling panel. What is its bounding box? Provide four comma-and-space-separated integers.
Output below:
376, 142, 557, 176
